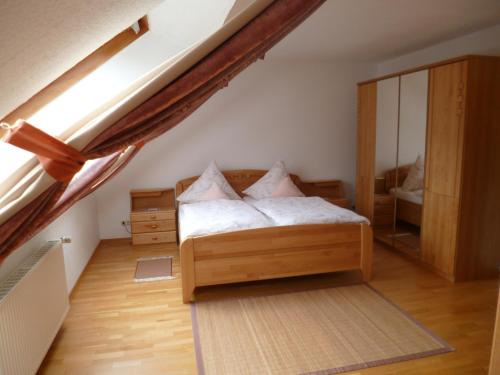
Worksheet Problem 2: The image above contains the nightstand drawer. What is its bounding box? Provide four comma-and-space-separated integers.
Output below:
374, 194, 395, 205
130, 210, 175, 222
131, 220, 176, 234
132, 231, 176, 245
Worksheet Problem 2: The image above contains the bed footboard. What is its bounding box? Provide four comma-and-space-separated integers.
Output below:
180, 223, 372, 303
180, 237, 196, 304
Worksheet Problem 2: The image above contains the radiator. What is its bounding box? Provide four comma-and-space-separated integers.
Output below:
0, 241, 69, 375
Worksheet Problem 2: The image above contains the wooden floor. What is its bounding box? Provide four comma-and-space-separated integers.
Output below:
38, 239, 499, 375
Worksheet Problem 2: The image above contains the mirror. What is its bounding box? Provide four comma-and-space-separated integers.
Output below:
372, 71, 428, 252
373, 77, 399, 245
392, 70, 428, 252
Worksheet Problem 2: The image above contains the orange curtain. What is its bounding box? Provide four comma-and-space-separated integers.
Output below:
4, 120, 87, 182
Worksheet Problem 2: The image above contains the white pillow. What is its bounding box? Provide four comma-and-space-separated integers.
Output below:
177, 161, 240, 203
402, 155, 425, 191
271, 175, 305, 197
243, 161, 289, 199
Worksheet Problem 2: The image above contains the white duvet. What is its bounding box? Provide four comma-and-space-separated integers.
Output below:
179, 197, 369, 242
178, 199, 272, 241
245, 196, 369, 226
390, 187, 423, 205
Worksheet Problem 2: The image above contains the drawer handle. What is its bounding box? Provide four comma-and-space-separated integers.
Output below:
149, 224, 159, 229
150, 215, 157, 220
152, 237, 158, 241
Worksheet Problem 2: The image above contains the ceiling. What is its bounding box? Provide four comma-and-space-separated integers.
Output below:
0, 0, 162, 118
268, 0, 500, 61
1, 0, 500, 118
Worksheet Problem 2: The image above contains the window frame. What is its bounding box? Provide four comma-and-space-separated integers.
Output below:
1, 17, 149, 124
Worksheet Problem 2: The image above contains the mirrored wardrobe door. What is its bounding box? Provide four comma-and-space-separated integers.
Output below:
393, 70, 429, 253
373, 77, 399, 246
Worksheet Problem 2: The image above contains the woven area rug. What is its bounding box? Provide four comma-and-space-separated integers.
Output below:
134, 256, 173, 282
191, 284, 453, 374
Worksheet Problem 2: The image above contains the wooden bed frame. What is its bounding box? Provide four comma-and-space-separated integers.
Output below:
384, 166, 422, 227
176, 170, 373, 303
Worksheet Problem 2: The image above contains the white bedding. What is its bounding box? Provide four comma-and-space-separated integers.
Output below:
178, 199, 272, 241
390, 187, 423, 205
244, 196, 369, 226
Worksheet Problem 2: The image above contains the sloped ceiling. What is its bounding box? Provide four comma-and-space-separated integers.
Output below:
0, 0, 162, 118
268, 0, 500, 61
147, 0, 236, 56
2, 0, 500, 119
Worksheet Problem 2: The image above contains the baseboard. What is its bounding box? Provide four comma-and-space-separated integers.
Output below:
99, 237, 132, 245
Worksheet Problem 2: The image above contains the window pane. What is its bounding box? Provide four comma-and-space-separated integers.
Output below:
0, 143, 33, 184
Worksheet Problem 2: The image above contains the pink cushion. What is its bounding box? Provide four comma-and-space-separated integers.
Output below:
271, 176, 305, 198
198, 182, 230, 201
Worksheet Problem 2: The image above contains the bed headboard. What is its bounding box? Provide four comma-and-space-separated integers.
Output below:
384, 165, 411, 192
175, 169, 345, 200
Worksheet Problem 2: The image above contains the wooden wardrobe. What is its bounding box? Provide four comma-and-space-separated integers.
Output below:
356, 55, 500, 281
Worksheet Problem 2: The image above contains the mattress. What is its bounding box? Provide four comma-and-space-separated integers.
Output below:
244, 196, 369, 226
390, 187, 423, 205
178, 199, 272, 241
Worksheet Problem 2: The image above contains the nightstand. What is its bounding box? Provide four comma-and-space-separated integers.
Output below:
373, 194, 395, 229
300, 180, 351, 209
130, 188, 176, 245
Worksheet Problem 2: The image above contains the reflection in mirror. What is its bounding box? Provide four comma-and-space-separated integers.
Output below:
373, 77, 399, 245
393, 70, 428, 253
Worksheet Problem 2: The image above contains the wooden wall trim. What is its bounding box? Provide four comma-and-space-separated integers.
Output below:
2, 17, 149, 124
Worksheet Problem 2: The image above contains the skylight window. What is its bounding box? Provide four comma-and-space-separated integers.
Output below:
0, 17, 150, 186
0, 0, 240, 187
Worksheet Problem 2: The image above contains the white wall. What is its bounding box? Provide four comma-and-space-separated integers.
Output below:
0, 194, 100, 293
4, 17, 498, 278
377, 23, 500, 75
96, 60, 375, 238
94, 22, 500, 239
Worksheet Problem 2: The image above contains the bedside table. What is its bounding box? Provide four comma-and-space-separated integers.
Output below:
373, 194, 395, 229
300, 180, 351, 209
130, 188, 176, 245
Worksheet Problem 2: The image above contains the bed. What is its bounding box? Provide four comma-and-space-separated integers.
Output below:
176, 170, 373, 303
384, 166, 422, 227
